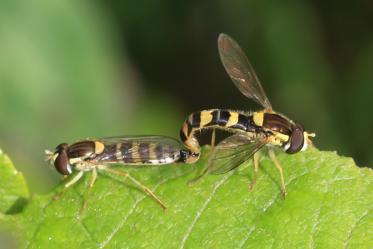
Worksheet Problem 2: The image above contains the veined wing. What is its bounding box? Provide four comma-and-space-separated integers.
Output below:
97, 135, 182, 147
218, 33, 272, 110
94, 136, 183, 164
207, 134, 267, 175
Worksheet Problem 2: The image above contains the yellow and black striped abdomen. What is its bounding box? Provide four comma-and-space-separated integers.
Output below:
180, 109, 260, 156
93, 141, 185, 165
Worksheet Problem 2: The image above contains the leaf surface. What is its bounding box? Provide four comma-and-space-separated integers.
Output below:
4, 149, 373, 249
0, 149, 29, 214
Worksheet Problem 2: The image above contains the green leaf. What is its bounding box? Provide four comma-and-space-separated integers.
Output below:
0, 149, 29, 214
6, 149, 373, 248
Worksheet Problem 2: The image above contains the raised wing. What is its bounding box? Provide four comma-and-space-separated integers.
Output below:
218, 33, 272, 110
94, 136, 183, 164
206, 134, 267, 175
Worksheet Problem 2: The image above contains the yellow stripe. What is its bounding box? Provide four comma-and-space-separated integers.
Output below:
148, 143, 157, 162
131, 142, 142, 163
200, 110, 213, 128
94, 141, 105, 154
115, 143, 123, 161
253, 112, 264, 126
226, 112, 239, 127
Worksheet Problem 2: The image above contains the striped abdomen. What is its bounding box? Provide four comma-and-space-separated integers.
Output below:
51, 136, 193, 175
180, 109, 261, 159
92, 141, 187, 165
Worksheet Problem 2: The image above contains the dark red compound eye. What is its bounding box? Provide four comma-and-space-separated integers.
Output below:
54, 143, 72, 175
286, 123, 305, 154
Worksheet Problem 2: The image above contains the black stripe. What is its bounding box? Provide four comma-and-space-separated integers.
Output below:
101, 144, 117, 161
186, 120, 193, 136
217, 110, 231, 126
231, 114, 249, 131
162, 145, 176, 161
121, 141, 133, 163
247, 115, 261, 132
179, 129, 187, 143
206, 110, 219, 126
139, 143, 150, 163
191, 112, 201, 128
154, 143, 164, 161
67, 141, 95, 158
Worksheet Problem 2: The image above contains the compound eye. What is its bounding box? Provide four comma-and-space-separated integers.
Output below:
54, 150, 72, 175
286, 124, 305, 154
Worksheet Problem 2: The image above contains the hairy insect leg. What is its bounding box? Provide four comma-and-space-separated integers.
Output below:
54, 171, 84, 201
102, 167, 167, 211
268, 149, 287, 198
248, 151, 260, 191
81, 168, 97, 213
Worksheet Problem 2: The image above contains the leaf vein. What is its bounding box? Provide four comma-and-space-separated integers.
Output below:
179, 173, 232, 249
239, 169, 309, 248
99, 171, 190, 248
344, 205, 373, 249
309, 163, 339, 249
24, 197, 57, 249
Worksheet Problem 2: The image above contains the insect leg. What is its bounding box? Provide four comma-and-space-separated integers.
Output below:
81, 168, 97, 213
187, 128, 217, 186
210, 128, 216, 151
268, 149, 287, 198
248, 151, 260, 191
187, 166, 209, 186
65, 170, 84, 188
54, 171, 84, 201
102, 167, 167, 211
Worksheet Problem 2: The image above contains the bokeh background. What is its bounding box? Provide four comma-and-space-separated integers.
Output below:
0, 0, 372, 194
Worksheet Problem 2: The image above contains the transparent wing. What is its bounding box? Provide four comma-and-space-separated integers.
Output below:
207, 134, 267, 175
98, 135, 182, 147
218, 33, 272, 110
95, 136, 183, 163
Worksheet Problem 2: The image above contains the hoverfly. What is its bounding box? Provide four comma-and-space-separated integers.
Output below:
46, 136, 196, 211
180, 33, 315, 196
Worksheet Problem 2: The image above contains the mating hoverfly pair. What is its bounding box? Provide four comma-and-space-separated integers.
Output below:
46, 33, 315, 211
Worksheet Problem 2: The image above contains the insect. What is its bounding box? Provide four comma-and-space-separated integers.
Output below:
180, 33, 315, 197
46, 136, 196, 211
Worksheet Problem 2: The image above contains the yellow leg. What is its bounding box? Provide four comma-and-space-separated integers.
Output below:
81, 168, 97, 213
102, 167, 167, 211
54, 171, 84, 201
210, 128, 216, 151
249, 151, 260, 191
65, 171, 84, 188
268, 149, 287, 198
187, 166, 209, 186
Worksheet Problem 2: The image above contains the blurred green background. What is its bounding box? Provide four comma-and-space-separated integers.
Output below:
0, 0, 372, 193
